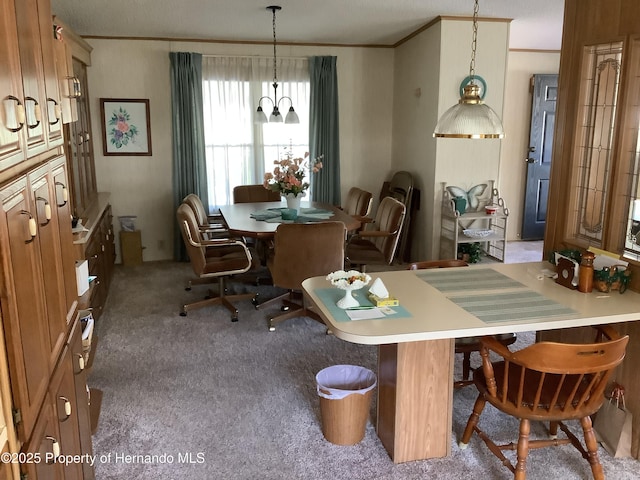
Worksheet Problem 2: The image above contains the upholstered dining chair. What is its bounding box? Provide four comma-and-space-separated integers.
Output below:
407, 259, 517, 388
343, 186, 373, 221
177, 203, 257, 322
233, 184, 281, 203
459, 325, 628, 480
182, 193, 228, 238
345, 196, 405, 273
259, 221, 346, 331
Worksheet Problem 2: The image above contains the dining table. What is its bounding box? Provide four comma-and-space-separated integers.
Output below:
301, 261, 640, 464
219, 200, 361, 239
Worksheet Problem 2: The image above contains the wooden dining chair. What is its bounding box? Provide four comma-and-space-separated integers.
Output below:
407, 259, 516, 388
459, 325, 628, 480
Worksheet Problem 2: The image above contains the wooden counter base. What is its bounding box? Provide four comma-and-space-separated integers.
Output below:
377, 339, 454, 463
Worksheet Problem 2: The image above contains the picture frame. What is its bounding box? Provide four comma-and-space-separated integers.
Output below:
100, 98, 152, 156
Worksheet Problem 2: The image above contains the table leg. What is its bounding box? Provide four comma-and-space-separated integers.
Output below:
377, 338, 454, 463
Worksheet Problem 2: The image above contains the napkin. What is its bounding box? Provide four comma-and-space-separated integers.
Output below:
369, 278, 389, 299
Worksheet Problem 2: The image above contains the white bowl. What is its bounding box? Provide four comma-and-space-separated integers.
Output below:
463, 229, 493, 238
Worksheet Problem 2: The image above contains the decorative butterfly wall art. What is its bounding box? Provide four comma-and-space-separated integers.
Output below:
446, 184, 488, 212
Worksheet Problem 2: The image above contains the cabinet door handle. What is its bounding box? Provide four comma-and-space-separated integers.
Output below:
74, 353, 85, 373
45, 436, 60, 462
55, 181, 68, 207
66, 76, 82, 98
91, 253, 99, 259
47, 98, 61, 125
58, 396, 72, 421
19, 210, 37, 243
24, 96, 41, 129
36, 197, 51, 226
5, 95, 25, 132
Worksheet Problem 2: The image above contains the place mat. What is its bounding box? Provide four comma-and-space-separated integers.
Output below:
251, 208, 334, 223
415, 268, 526, 292
449, 290, 577, 324
313, 288, 412, 322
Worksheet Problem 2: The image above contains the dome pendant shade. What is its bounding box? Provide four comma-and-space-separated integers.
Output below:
434, 84, 504, 139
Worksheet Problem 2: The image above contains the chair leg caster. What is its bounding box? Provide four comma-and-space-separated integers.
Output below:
252, 296, 260, 309
326, 328, 334, 336
458, 441, 469, 450
268, 320, 275, 332
281, 305, 290, 312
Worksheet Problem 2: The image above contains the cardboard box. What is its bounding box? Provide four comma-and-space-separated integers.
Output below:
368, 293, 399, 307
75, 260, 89, 296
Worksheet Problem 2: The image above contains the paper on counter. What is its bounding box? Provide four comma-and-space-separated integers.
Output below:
346, 308, 386, 320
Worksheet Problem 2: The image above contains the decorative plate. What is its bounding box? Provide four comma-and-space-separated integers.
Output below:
463, 229, 493, 238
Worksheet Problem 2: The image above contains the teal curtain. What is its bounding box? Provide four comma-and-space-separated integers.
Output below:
309, 56, 341, 205
170, 52, 207, 261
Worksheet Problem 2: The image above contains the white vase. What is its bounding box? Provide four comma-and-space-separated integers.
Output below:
336, 287, 360, 309
284, 192, 303, 213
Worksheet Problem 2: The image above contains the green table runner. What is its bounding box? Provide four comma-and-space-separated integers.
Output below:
314, 288, 412, 322
449, 290, 577, 324
416, 268, 526, 292
250, 207, 334, 223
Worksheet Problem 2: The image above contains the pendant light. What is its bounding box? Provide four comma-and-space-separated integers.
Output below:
255, 6, 299, 124
433, 0, 504, 139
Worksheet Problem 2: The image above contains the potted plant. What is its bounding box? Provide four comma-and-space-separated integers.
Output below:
457, 242, 482, 264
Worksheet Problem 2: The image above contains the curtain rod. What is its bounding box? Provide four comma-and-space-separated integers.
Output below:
202, 54, 309, 61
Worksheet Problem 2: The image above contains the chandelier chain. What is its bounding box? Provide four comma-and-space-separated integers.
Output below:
272, 7, 278, 85
469, 0, 479, 82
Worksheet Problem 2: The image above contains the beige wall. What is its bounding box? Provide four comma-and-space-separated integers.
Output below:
499, 50, 561, 241
86, 39, 394, 261
392, 19, 510, 260
85, 35, 559, 263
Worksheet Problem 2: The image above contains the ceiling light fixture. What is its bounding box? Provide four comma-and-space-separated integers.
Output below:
433, 0, 504, 139
255, 6, 299, 124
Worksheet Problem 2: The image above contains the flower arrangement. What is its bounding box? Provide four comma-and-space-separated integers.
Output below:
263, 147, 323, 197
326, 270, 371, 290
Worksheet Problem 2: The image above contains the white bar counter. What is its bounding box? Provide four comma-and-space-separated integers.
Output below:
301, 262, 640, 463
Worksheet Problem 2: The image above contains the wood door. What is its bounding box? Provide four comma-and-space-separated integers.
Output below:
28, 164, 67, 366
0, 0, 26, 172
522, 74, 558, 240
68, 318, 94, 480
0, 177, 50, 442
20, 397, 63, 480
13, 0, 48, 158
51, 156, 78, 320
35, 0, 63, 148
49, 345, 82, 480
74, 60, 97, 214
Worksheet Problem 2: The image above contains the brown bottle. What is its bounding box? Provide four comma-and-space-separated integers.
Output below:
578, 251, 595, 293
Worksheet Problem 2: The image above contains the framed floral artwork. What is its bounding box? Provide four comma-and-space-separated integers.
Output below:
100, 98, 152, 156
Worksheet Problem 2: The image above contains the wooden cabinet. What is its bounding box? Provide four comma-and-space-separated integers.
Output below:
51, 19, 95, 220
0, 0, 27, 172
66, 60, 96, 219
0, 175, 52, 442
74, 198, 115, 320
0, 2, 98, 478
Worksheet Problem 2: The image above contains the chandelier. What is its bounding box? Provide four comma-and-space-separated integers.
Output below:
433, 0, 504, 139
255, 6, 299, 124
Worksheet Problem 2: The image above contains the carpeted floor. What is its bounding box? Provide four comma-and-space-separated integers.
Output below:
88, 261, 639, 479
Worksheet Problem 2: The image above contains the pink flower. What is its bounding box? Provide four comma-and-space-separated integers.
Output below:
117, 121, 130, 132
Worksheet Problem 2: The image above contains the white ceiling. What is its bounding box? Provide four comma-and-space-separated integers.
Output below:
49, 0, 564, 50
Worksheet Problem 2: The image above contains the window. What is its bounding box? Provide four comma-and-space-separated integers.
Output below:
201, 56, 310, 209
